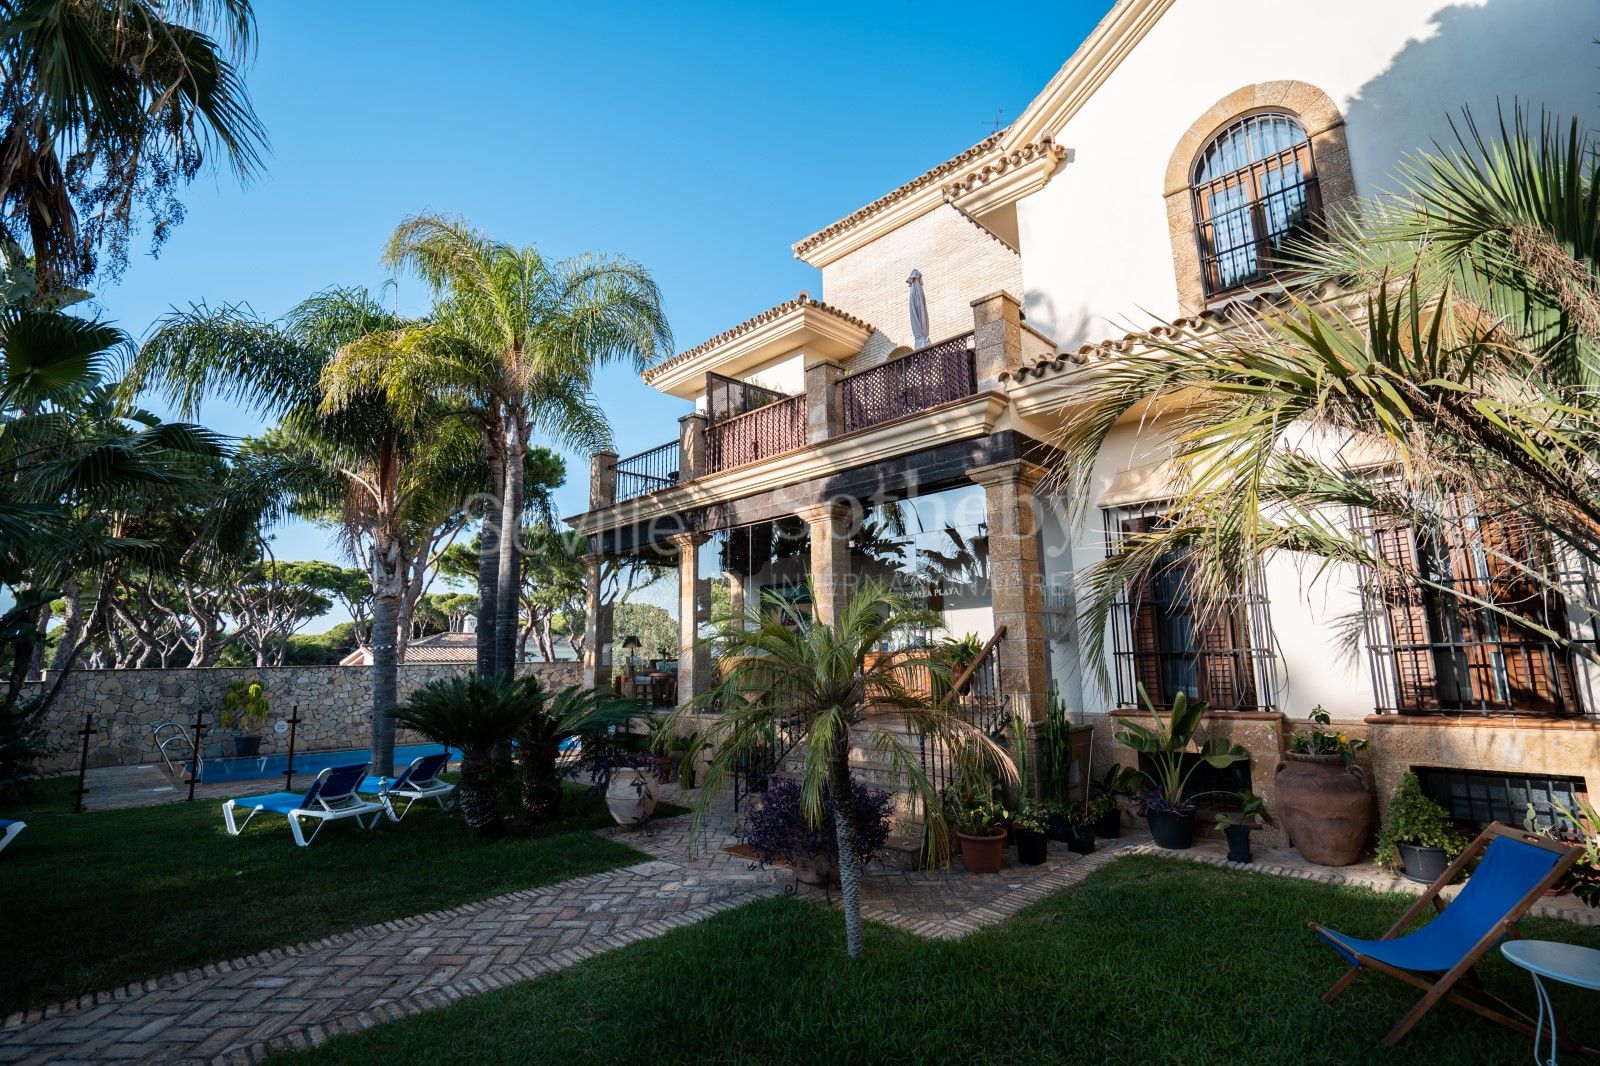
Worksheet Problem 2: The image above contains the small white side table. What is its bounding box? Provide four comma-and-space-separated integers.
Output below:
1501, 940, 1600, 1065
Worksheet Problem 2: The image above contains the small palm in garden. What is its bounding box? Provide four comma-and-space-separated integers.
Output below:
665, 579, 1014, 959
514, 679, 644, 822
393, 677, 525, 835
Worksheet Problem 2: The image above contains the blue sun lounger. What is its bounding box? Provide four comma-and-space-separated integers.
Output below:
222, 763, 389, 847
1313, 822, 1578, 1047
359, 751, 454, 820
0, 818, 23, 854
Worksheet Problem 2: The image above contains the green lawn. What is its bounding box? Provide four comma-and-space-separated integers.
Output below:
0, 777, 677, 1015
275, 854, 1600, 1066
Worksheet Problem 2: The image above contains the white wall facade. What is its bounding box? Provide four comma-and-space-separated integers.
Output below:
1017, 0, 1598, 725
1017, 0, 1599, 349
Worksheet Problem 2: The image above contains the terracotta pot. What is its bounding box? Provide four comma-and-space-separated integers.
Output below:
792, 851, 834, 885
1275, 754, 1372, 866
604, 767, 657, 828
956, 829, 1007, 874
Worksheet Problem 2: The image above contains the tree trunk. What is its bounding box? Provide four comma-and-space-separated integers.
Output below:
828, 740, 864, 959
49, 580, 82, 672
518, 739, 563, 823
476, 441, 504, 678
494, 423, 525, 679
456, 749, 504, 835
369, 538, 404, 777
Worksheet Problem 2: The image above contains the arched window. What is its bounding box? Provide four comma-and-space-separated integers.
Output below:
1191, 113, 1321, 296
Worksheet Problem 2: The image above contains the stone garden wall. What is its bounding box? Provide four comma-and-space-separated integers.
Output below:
25, 662, 583, 774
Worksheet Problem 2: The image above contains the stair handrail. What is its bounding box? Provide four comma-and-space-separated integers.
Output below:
945, 624, 1007, 709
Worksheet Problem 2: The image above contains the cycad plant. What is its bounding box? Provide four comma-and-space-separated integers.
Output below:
1050, 107, 1600, 680
513, 679, 644, 821
392, 676, 524, 835
664, 579, 1014, 959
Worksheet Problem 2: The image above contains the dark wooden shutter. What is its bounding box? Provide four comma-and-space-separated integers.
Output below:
1372, 519, 1439, 713
1122, 516, 1166, 706
1196, 607, 1257, 711
1477, 513, 1579, 715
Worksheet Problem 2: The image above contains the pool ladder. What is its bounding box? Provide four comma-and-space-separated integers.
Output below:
152, 721, 198, 783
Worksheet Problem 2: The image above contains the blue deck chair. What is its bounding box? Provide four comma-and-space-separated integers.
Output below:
222, 763, 389, 847
359, 751, 454, 821
1313, 822, 1578, 1047
0, 818, 23, 854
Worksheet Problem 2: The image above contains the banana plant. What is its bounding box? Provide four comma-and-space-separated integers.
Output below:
1114, 686, 1248, 812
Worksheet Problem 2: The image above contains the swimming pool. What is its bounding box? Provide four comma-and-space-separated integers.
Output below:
193, 743, 461, 785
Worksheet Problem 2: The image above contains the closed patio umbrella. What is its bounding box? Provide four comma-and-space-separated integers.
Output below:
907, 269, 930, 349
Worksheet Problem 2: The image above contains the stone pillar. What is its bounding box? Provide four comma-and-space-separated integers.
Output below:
679, 412, 711, 482
589, 451, 617, 511
725, 568, 747, 627
804, 358, 846, 445
970, 460, 1050, 722
670, 532, 712, 705
581, 553, 613, 690
797, 502, 853, 625
970, 290, 1023, 392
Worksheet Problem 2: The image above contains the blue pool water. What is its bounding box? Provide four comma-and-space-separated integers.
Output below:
194, 743, 460, 785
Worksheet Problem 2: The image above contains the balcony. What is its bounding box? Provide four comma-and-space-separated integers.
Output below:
615, 440, 679, 503
596, 330, 987, 511
840, 332, 975, 433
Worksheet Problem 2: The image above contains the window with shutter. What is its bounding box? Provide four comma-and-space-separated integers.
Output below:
1110, 511, 1271, 711
1365, 500, 1582, 716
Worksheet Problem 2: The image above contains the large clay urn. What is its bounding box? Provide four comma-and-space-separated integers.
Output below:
1275, 754, 1373, 866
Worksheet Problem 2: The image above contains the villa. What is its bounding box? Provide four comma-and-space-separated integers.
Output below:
568, 0, 1600, 832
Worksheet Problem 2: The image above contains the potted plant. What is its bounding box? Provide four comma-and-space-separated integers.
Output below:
1115, 688, 1248, 851
1049, 794, 1110, 855
1376, 772, 1467, 883
1012, 799, 1050, 866
1091, 763, 1141, 839
740, 776, 892, 885
950, 793, 1010, 873
1213, 791, 1274, 863
1276, 706, 1372, 866
218, 680, 270, 757
1525, 798, 1600, 905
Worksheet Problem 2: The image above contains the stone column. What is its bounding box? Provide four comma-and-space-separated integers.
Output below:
804, 358, 846, 445
725, 569, 747, 627
970, 460, 1050, 722
797, 502, 853, 626
679, 412, 711, 482
588, 451, 617, 511
970, 290, 1023, 393
670, 532, 712, 705
581, 553, 613, 690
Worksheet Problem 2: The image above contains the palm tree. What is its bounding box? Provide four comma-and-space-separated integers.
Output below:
1049, 108, 1600, 680
345, 214, 671, 678
392, 676, 525, 835
512, 678, 640, 821
0, 0, 268, 290
131, 288, 459, 774
664, 579, 1014, 959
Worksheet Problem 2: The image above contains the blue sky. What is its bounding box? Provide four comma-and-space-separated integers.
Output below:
91, 0, 1114, 618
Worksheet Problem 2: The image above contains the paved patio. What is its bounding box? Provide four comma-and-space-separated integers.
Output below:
3, 786, 1595, 1064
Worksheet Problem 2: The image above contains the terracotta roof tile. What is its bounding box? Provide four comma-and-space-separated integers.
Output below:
792, 131, 1008, 258
642, 294, 875, 384
1000, 294, 1280, 382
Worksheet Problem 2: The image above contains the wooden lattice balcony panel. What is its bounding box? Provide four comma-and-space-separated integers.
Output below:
840, 333, 976, 434
709, 394, 806, 472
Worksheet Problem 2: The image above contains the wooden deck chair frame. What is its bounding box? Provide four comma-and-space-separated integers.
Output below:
1311, 821, 1579, 1049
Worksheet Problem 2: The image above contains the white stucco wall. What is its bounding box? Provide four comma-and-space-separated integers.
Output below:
1016, 0, 1600, 349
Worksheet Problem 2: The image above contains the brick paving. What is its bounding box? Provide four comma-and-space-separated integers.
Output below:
7, 789, 1597, 1064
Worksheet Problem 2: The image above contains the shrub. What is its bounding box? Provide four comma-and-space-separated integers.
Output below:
1375, 772, 1467, 868
740, 776, 893, 868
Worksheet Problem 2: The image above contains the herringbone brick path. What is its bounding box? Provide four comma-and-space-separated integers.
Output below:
0, 811, 781, 1066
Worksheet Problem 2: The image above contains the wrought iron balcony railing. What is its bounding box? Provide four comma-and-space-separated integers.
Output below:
614, 440, 679, 502
709, 393, 806, 472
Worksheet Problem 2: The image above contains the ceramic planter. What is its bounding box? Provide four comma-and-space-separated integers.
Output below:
1223, 824, 1255, 863
604, 767, 657, 828
956, 828, 1007, 873
1275, 754, 1372, 866
1015, 828, 1049, 866
1397, 842, 1451, 885
1147, 809, 1196, 850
